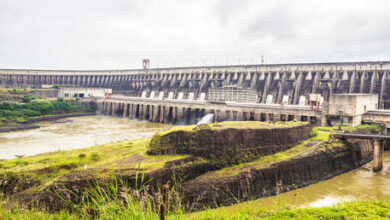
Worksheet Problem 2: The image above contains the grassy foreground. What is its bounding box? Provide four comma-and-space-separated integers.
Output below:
0, 199, 388, 219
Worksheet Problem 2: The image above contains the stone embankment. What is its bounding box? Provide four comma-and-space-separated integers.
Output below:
1, 122, 378, 212
148, 122, 311, 165
181, 139, 373, 210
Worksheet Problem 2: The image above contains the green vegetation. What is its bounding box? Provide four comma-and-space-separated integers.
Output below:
0, 98, 93, 124
158, 121, 307, 136
21, 94, 37, 103
0, 122, 384, 219
0, 193, 388, 219
0, 138, 188, 189
187, 199, 390, 219
0, 88, 56, 93
316, 124, 381, 133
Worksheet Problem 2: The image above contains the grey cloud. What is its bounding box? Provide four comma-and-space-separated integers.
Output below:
0, 0, 389, 69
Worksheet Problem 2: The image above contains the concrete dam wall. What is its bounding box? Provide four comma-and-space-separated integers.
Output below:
2, 61, 390, 108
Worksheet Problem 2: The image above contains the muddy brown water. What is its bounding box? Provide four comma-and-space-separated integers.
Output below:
0, 116, 389, 207
227, 151, 390, 209
0, 115, 173, 160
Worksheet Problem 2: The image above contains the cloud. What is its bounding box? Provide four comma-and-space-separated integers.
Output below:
0, 0, 389, 69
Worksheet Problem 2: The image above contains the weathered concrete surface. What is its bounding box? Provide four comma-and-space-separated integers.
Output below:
2, 61, 390, 108
93, 98, 324, 125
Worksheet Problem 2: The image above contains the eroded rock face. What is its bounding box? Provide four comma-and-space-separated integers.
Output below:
0, 173, 40, 196
14, 138, 374, 212
147, 124, 311, 165
180, 139, 373, 210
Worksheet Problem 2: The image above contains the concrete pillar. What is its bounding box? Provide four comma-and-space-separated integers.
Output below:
159, 106, 165, 123
152, 105, 159, 122
108, 102, 113, 116
177, 107, 183, 123
253, 112, 261, 121
104, 102, 108, 115
139, 105, 144, 120
131, 104, 137, 119
172, 107, 177, 124
100, 102, 105, 114
97, 102, 103, 113
265, 113, 270, 122
373, 140, 384, 172
163, 106, 169, 123
143, 105, 148, 120
236, 111, 244, 121
123, 103, 128, 118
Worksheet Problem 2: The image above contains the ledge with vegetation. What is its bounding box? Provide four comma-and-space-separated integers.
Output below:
0, 98, 96, 131
0, 121, 383, 219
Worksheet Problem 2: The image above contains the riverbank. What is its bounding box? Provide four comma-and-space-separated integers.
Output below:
0, 112, 96, 132
0, 121, 384, 216
0, 98, 96, 132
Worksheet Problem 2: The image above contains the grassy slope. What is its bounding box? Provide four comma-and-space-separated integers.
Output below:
0, 138, 188, 188
158, 121, 307, 136
0, 200, 388, 219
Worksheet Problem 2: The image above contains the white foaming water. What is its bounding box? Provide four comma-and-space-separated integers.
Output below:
197, 113, 214, 125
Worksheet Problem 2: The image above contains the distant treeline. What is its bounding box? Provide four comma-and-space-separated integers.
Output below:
0, 98, 94, 123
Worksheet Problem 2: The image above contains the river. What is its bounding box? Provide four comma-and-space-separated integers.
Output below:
234, 151, 390, 209
0, 115, 172, 160
0, 116, 389, 207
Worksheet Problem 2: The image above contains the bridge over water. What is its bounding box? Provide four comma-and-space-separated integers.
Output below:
332, 133, 390, 172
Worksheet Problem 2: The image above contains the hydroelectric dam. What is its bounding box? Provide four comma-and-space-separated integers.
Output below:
2, 61, 390, 127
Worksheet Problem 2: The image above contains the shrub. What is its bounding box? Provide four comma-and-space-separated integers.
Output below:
21, 94, 36, 103
309, 128, 318, 138
0, 99, 87, 123
78, 153, 86, 159
91, 153, 100, 161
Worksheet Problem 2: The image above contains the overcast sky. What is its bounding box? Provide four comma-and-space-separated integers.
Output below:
0, 0, 389, 70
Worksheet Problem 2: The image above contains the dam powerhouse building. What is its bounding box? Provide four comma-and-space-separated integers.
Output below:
2, 61, 390, 130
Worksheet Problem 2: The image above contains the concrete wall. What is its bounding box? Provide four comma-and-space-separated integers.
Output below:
2, 61, 390, 108
328, 94, 378, 116
58, 87, 111, 98
92, 97, 323, 126
328, 94, 378, 126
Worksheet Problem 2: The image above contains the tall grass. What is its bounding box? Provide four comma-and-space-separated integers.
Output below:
51, 169, 183, 219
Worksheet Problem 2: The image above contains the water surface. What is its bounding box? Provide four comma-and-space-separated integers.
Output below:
0, 115, 172, 159
235, 151, 390, 208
